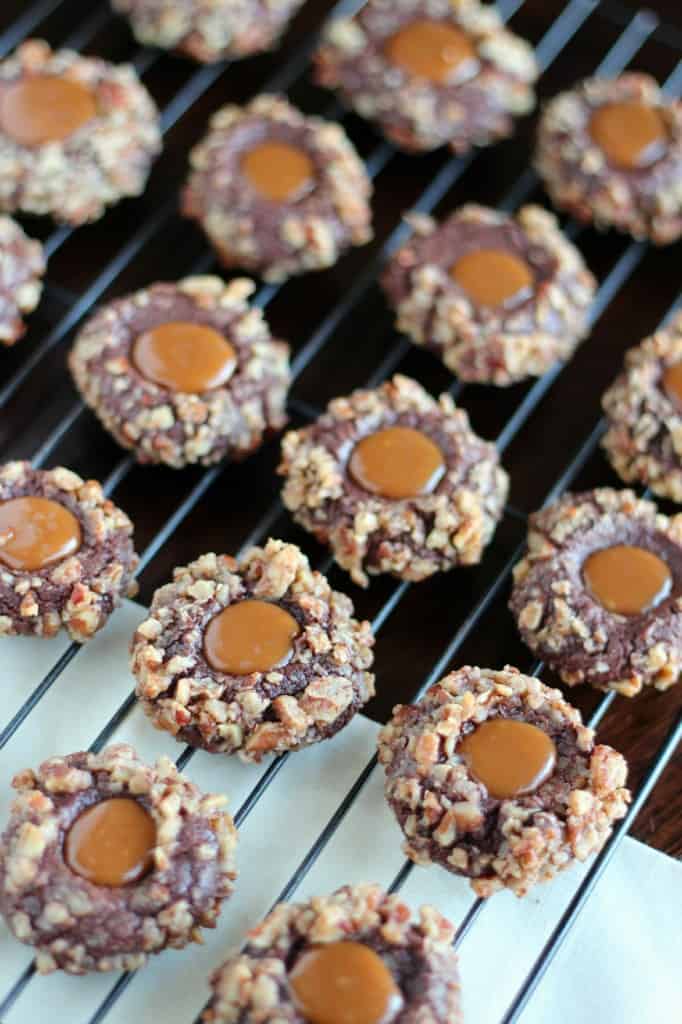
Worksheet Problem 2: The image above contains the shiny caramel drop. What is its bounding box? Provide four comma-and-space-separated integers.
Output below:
589, 102, 668, 169
0, 496, 81, 571
459, 719, 557, 800
241, 141, 315, 203
348, 426, 445, 500
1, 76, 97, 147
450, 248, 534, 309
65, 798, 156, 888
203, 599, 299, 675
384, 19, 478, 84
662, 361, 682, 407
132, 321, 237, 393
290, 941, 404, 1024
583, 544, 672, 616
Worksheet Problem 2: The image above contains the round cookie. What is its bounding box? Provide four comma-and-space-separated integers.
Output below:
0, 461, 138, 642
68, 275, 290, 469
0, 39, 161, 225
381, 204, 596, 386
602, 312, 682, 502
0, 215, 45, 346
510, 488, 682, 696
112, 0, 306, 63
132, 539, 375, 762
205, 883, 462, 1024
182, 95, 373, 282
378, 665, 629, 898
0, 743, 237, 974
314, 0, 537, 154
535, 73, 682, 245
278, 374, 508, 587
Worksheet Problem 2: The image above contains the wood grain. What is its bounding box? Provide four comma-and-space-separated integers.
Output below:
0, 0, 680, 858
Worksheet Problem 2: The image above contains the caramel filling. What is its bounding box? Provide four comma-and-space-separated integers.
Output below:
589, 102, 668, 169
450, 248, 534, 309
1, 75, 97, 147
583, 544, 672, 616
203, 599, 299, 675
384, 19, 478, 84
241, 141, 315, 203
0, 496, 81, 572
65, 798, 156, 888
459, 719, 557, 800
290, 941, 404, 1024
348, 426, 445, 500
662, 361, 682, 407
132, 321, 237, 393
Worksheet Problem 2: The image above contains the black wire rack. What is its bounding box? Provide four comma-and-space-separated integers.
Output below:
0, 0, 680, 1021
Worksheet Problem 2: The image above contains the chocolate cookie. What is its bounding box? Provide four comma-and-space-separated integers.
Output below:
536, 73, 682, 245
0, 40, 161, 225
381, 204, 596, 386
205, 883, 462, 1024
68, 275, 290, 469
132, 539, 375, 762
112, 0, 306, 63
314, 0, 537, 154
181, 95, 373, 282
378, 665, 629, 898
602, 313, 682, 502
278, 374, 508, 587
510, 488, 682, 696
0, 461, 138, 642
0, 744, 238, 974
0, 215, 45, 346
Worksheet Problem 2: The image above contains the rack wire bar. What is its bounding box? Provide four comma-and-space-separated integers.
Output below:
0, 1, 681, 1022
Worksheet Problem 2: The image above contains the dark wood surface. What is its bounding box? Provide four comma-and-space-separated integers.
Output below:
0, 0, 681, 858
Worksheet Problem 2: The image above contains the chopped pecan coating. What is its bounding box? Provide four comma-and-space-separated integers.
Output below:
382, 204, 595, 386
112, 0, 306, 63
182, 95, 373, 282
314, 0, 537, 154
602, 313, 682, 502
132, 539, 375, 762
536, 74, 682, 245
0, 461, 138, 642
0, 744, 238, 974
279, 374, 508, 586
206, 883, 462, 1024
69, 275, 290, 469
510, 488, 682, 695
379, 665, 629, 897
0, 40, 161, 224
0, 215, 44, 346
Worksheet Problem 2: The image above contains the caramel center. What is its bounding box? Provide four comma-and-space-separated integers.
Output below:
450, 248, 534, 308
65, 798, 156, 888
662, 361, 682, 407
290, 941, 404, 1024
1, 75, 97, 147
589, 102, 668, 169
348, 426, 445, 500
583, 544, 672, 616
0, 496, 81, 572
132, 321, 237, 393
385, 19, 478, 84
459, 719, 556, 800
241, 141, 315, 203
203, 599, 299, 675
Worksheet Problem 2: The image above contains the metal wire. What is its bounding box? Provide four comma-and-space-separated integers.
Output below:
0, 1, 680, 1022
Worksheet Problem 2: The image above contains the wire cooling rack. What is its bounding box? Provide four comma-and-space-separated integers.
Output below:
0, 0, 680, 1021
